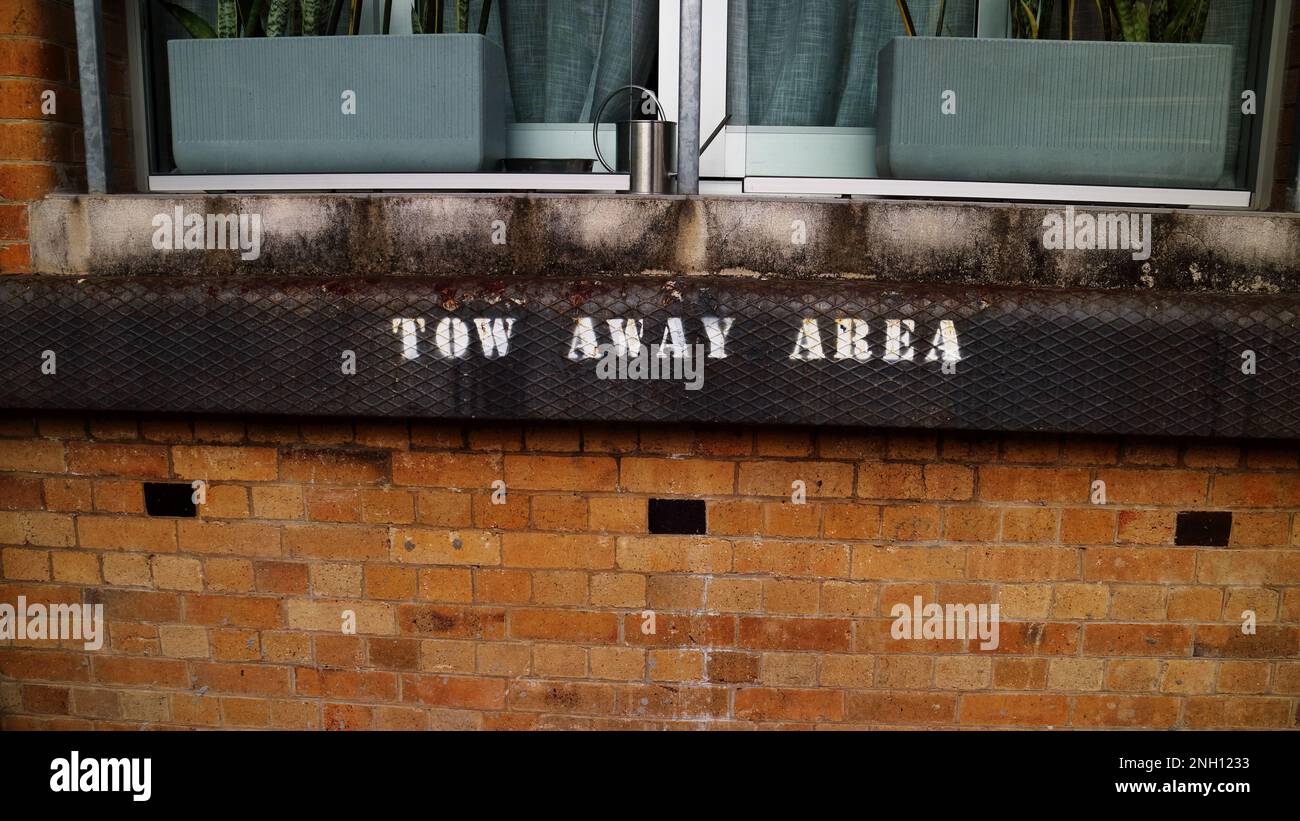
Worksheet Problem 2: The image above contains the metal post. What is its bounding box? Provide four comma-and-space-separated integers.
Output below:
74, 0, 112, 193
677, 0, 702, 195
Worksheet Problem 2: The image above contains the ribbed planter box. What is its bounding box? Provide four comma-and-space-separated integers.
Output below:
168, 34, 508, 174
876, 37, 1233, 187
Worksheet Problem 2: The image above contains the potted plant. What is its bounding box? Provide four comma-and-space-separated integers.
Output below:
161, 0, 507, 173
875, 0, 1232, 187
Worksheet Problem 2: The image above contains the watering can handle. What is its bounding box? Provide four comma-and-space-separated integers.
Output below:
592, 84, 666, 174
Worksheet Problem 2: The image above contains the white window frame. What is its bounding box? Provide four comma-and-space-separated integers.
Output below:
660, 0, 1292, 208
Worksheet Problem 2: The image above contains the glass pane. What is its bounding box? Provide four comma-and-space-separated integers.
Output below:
140, 0, 659, 178
730, 0, 1265, 192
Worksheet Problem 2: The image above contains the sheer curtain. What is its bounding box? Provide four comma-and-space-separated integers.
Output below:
726, 0, 977, 128
362, 0, 660, 123
498, 0, 659, 123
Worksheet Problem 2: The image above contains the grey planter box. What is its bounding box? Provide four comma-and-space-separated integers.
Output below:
168, 34, 508, 174
876, 37, 1233, 188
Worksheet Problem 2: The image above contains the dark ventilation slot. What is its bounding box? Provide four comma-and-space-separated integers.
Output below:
648, 499, 706, 535
1174, 511, 1232, 546
143, 482, 197, 518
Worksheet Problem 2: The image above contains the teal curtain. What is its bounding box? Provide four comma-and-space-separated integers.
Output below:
497, 0, 659, 123
726, 0, 977, 127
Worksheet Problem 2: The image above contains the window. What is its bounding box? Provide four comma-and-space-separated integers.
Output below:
681, 0, 1288, 206
132, 0, 660, 191
126, 0, 1293, 206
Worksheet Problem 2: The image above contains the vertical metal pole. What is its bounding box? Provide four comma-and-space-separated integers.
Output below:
74, 0, 112, 193
677, 0, 702, 195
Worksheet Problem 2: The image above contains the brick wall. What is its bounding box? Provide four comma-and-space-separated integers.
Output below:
0, 0, 134, 274
1, 414, 1298, 730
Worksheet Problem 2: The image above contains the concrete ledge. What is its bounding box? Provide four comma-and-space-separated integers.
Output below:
28, 194, 1300, 294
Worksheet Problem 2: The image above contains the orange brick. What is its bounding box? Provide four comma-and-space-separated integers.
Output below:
1083, 547, 1195, 582
959, 693, 1068, 726
531, 494, 588, 530
254, 561, 308, 595
285, 525, 387, 561
360, 488, 414, 524
942, 507, 999, 541
501, 532, 613, 569
306, 488, 360, 522
822, 503, 880, 539
1001, 508, 1057, 542
365, 565, 417, 600
737, 461, 853, 498
620, 457, 734, 495
735, 688, 842, 722
504, 455, 617, 491
1060, 508, 1114, 544
192, 662, 291, 696
0, 439, 64, 472
763, 501, 821, 537
979, 467, 1088, 503
415, 490, 472, 527
1116, 510, 1176, 544
846, 691, 956, 724
280, 447, 387, 484
172, 446, 277, 481
1073, 694, 1179, 727
204, 558, 254, 592
251, 486, 303, 520
921, 464, 974, 500
392, 452, 499, 488
616, 536, 731, 573
588, 496, 645, 533
93, 657, 188, 688
881, 504, 940, 541
179, 520, 280, 557
67, 442, 167, 478
850, 546, 962, 580
77, 515, 175, 551
0, 475, 43, 509
1082, 624, 1192, 656
509, 609, 618, 643
737, 617, 850, 652
183, 594, 284, 628
707, 500, 762, 536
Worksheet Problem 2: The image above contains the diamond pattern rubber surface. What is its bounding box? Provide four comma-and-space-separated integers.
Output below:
0, 276, 1296, 438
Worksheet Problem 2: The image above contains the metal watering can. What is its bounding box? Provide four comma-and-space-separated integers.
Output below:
592, 85, 678, 194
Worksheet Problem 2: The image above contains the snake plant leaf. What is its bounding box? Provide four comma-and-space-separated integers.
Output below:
1017, 0, 1040, 37
478, 0, 492, 35
264, 0, 291, 36
216, 0, 238, 37
1162, 0, 1208, 42
1110, 0, 1150, 42
894, 0, 916, 36
301, 0, 322, 35
456, 0, 469, 33
240, 0, 269, 35
158, 1, 218, 38
326, 0, 345, 33
347, 0, 363, 35
411, 6, 422, 33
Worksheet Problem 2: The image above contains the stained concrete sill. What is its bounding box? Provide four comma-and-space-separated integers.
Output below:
27, 193, 1300, 294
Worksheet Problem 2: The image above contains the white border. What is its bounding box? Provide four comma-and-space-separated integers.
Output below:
149, 173, 632, 193
743, 177, 1253, 208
